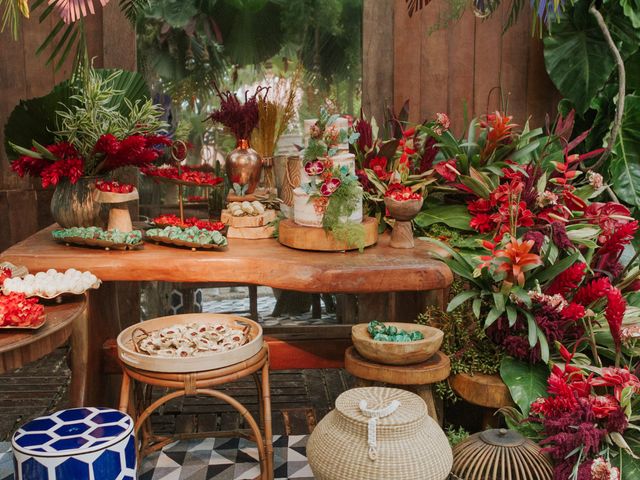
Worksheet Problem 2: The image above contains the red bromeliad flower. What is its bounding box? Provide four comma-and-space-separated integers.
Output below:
546, 262, 586, 296
480, 111, 516, 157
574, 277, 612, 306
491, 238, 542, 286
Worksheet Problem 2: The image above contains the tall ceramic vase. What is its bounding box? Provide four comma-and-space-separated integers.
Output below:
51, 176, 107, 228
225, 139, 262, 194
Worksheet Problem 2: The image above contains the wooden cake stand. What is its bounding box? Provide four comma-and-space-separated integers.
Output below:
278, 217, 378, 251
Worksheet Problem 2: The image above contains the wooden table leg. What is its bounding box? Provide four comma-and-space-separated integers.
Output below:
414, 385, 441, 426
69, 283, 121, 407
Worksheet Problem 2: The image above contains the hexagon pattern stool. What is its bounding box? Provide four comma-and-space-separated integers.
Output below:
11, 407, 136, 480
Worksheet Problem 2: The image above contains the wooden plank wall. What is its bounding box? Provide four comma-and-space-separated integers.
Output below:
393, 0, 559, 133
0, 3, 136, 251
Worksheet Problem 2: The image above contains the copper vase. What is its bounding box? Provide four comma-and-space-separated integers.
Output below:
225, 139, 262, 194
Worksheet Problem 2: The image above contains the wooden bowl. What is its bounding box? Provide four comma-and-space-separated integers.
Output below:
384, 197, 424, 221
117, 313, 262, 373
351, 322, 444, 365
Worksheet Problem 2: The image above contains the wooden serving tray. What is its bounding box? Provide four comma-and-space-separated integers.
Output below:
278, 217, 379, 251
117, 313, 263, 373
54, 236, 144, 251
0, 315, 46, 330
221, 209, 277, 228
145, 234, 227, 251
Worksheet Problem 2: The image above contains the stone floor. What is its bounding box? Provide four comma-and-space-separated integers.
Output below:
0, 290, 351, 441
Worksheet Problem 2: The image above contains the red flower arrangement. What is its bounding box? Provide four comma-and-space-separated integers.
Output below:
207, 87, 265, 142
95, 179, 134, 194
11, 134, 171, 188
529, 346, 638, 479
0, 293, 45, 328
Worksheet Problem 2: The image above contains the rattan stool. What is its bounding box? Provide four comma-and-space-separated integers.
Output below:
118, 344, 273, 480
344, 346, 450, 425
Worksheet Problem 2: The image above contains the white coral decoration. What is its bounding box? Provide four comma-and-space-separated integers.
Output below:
591, 457, 620, 480
588, 171, 605, 189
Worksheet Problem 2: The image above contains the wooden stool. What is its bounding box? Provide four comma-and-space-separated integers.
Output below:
344, 346, 450, 425
449, 373, 514, 429
118, 344, 273, 480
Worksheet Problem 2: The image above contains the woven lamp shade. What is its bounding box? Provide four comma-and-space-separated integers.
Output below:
451, 428, 553, 480
307, 387, 452, 480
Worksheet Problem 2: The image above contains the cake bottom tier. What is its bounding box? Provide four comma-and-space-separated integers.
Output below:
293, 187, 363, 228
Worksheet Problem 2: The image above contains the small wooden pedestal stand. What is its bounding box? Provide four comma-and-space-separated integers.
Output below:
344, 346, 450, 425
119, 344, 273, 480
450, 373, 515, 429
278, 217, 378, 251
384, 197, 423, 249
93, 189, 139, 232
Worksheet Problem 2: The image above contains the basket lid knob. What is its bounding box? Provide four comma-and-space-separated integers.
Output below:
479, 428, 526, 447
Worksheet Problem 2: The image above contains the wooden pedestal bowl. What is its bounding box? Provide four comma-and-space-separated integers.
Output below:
351, 322, 444, 365
384, 197, 424, 249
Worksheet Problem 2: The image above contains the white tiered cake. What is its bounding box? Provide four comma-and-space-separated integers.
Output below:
293, 152, 363, 227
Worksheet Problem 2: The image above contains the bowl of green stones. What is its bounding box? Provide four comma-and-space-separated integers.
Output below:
351, 321, 444, 365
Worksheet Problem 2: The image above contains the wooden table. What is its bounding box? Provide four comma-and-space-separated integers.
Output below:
0, 298, 86, 373
1, 225, 452, 406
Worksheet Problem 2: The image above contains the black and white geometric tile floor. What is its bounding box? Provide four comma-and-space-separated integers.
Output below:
0, 435, 313, 480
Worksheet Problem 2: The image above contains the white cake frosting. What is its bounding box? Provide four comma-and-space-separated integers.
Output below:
293, 152, 363, 228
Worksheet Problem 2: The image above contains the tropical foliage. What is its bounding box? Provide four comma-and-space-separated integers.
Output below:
414, 108, 640, 480
5, 67, 168, 185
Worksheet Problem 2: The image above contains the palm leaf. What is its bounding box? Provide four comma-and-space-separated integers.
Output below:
119, 0, 148, 23
4, 69, 150, 161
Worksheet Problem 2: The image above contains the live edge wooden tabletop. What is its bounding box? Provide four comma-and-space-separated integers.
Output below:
0, 225, 453, 293
0, 297, 87, 374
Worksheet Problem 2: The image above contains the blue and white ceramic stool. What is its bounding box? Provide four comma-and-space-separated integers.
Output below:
11, 407, 136, 480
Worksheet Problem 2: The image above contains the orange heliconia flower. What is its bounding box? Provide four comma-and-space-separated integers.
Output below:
494, 238, 542, 286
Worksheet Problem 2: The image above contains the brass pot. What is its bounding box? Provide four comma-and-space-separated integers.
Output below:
225, 139, 262, 194
51, 176, 108, 228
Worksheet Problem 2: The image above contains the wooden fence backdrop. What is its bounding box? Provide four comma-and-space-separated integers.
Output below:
392, 0, 559, 132
0, 3, 135, 251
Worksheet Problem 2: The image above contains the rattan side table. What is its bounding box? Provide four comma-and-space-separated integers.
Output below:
118, 344, 273, 480
344, 346, 450, 425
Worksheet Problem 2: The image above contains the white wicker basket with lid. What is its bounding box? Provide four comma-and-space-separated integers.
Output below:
307, 387, 452, 480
